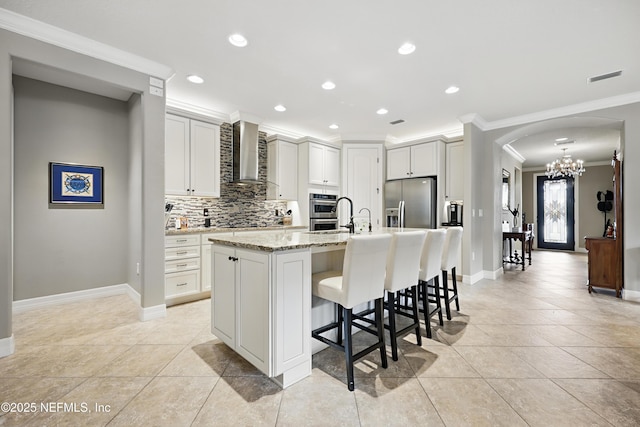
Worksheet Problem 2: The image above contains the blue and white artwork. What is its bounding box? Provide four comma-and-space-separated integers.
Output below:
50, 162, 103, 205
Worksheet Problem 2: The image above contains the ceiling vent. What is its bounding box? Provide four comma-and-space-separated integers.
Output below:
390, 119, 405, 125
554, 139, 575, 146
588, 70, 622, 83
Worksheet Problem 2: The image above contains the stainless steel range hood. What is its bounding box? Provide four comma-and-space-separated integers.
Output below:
232, 120, 260, 183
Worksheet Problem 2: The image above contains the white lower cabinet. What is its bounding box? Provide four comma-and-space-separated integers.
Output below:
211, 245, 311, 385
165, 235, 201, 302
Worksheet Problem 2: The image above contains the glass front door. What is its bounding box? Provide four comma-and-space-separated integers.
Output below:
536, 176, 575, 250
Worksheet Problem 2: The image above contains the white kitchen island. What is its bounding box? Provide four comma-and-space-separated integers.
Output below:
208, 228, 422, 388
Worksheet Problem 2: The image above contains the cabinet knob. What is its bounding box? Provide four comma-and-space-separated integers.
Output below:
228, 256, 239, 262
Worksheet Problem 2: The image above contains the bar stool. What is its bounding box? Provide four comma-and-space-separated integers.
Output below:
441, 226, 463, 320
382, 231, 426, 361
311, 234, 392, 391
418, 229, 447, 338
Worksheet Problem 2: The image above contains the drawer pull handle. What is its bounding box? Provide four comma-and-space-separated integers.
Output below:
177, 239, 187, 243
176, 282, 188, 287
228, 256, 239, 262
176, 263, 188, 268
177, 251, 188, 255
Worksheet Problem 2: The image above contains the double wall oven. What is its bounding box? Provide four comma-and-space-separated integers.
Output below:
309, 193, 338, 231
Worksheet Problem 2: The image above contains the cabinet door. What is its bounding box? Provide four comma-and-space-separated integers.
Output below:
236, 249, 270, 374
211, 245, 237, 347
279, 141, 299, 199
345, 146, 382, 229
308, 143, 325, 185
411, 142, 437, 177
323, 146, 340, 187
446, 142, 464, 200
386, 146, 411, 180
190, 120, 220, 197
165, 115, 190, 195
201, 243, 212, 292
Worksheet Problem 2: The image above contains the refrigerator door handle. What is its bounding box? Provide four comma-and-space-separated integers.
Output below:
398, 201, 405, 228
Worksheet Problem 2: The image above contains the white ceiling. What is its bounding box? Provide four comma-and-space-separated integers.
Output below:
1, 0, 638, 167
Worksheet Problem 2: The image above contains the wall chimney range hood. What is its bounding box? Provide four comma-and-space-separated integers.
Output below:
232, 120, 260, 183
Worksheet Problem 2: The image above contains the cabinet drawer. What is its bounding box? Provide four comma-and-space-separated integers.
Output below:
165, 257, 200, 274
165, 235, 201, 247
165, 245, 200, 261
165, 270, 200, 298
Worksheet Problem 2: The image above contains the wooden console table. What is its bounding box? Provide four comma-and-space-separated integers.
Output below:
503, 230, 532, 271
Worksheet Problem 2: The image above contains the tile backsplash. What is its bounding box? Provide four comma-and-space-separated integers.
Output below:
165, 122, 288, 229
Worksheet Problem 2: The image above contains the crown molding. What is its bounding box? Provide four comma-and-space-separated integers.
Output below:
260, 124, 306, 140
502, 144, 526, 164
165, 99, 228, 124
0, 8, 173, 79
462, 91, 640, 132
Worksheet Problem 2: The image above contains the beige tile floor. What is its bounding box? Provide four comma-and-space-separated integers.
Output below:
1, 250, 640, 426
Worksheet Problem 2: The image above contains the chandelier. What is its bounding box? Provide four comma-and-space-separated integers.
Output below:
545, 148, 585, 178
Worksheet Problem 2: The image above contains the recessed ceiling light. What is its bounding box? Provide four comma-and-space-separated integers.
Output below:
329, 124, 339, 130
398, 42, 416, 55
228, 33, 248, 47
445, 86, 459, 94
274, 104, 286, 112
376, 108, 388, 115
555, 137, 568, 142
186, 74, 204, 84
322, 81, 336, 90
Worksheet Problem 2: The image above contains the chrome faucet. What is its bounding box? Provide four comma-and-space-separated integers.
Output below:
359, 207, 372, 232
334, 196, 355, 234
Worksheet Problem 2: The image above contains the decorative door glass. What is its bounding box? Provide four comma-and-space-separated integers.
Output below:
543, 179, 567, 244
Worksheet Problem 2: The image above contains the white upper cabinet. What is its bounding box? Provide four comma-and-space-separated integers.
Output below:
387, 142, 438, 180
165, 114, 220, 197
267, 137, 298, 200
445, 141, 464, 201
308, 142, 340, 187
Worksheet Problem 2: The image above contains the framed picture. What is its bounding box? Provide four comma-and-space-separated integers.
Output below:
49, 162, 104, 206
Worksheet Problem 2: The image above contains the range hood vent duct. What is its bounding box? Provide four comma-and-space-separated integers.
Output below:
232, 120, 260, 183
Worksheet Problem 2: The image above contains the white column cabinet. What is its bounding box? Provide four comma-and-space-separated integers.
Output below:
445, 141, 464, 201
343, 144, 383, 230
165, 114, 220, 197
267, 136, 298, 200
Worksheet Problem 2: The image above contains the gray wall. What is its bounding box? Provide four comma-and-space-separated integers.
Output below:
13, 76, 129, 300
1, 28, 167, 347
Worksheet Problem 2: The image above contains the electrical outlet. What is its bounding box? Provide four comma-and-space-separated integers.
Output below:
472, 252, 475, 261
203, 208, 209, 217
136, 262, 140, 275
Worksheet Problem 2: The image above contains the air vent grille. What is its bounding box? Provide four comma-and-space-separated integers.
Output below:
390, 119, 405, 125
588, 70, 622, 83
554, 139, 575, 146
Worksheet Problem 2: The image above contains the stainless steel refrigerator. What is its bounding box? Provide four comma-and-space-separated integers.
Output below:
384, 177, 437, 228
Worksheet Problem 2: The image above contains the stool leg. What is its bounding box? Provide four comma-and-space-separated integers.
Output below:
452, 267, 460, 312
343, 307, 355, 391
434, 276, 444, 326
375, 298, 388, 369
410, 285, 422, 346
442, 270, 452, 320
336, 303, 343, 345
387, 291, 399, 361
420, 280, 432, 339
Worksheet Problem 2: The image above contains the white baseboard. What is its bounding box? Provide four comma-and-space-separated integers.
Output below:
623, 288, 640, 302
463, 271, 485, 285
12, 283, 135, 314
485, 268, 503, 280
139, 304, 167, 322
0, 335, 15, 358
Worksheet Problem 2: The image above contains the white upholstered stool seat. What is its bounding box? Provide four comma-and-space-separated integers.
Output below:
382, 230, 427, 360
311, 234, 391, 391
441, 226, 463, 320
418, 229, 447, 338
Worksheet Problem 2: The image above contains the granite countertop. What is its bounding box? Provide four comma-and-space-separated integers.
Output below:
165, 225, 307, 236
207, 227, 428, 252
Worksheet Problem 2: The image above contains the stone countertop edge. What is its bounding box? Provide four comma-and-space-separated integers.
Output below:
165, 225, 307, 235
206, 227, 430, 252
